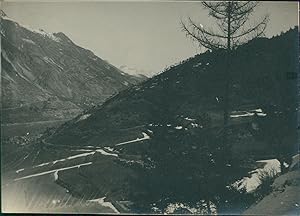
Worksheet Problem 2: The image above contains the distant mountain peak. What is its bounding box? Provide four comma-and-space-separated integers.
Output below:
53, 32, 73, 43
2, 16, 145, 124
119, 65, 152, 77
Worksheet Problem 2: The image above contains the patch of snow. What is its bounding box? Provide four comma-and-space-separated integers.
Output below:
147, 129, 154, 134
215, 97, 219, 103
88, 197, 119, 213
52, 159, 66, 164
164, 201, 217, 214
143, 132, 150, 139
191, 123, 199, 128
70, 149, 94, 152
206, 62, 210, 65
33, 29, 61, 42
185, 117, 196, 121
151, 206, 161, 213
175, 126, 183, 130
16, 168, 25, 173
22, 38, 35, 44
257, 113, 267, 117
85, 145, 100, 149
52, 199, 61, 205
283, 162, 289, 168
96, 149, 118, 157
115, 132, 150, 146
123, 81, 129, 86
67, 151, 96, 160
231, 108, 267, 118
230, 112, 254, 118
35, 162, 51, 168
2, 16, 61, 44
104, 147, 114, 152
167, 124, 172, 127
232, 159, 281, 193
252, 108, 263, 113
193, 62, 202, 68
54, 170, 58, 181
14, 162, 93, 181
76, 114, 91, 122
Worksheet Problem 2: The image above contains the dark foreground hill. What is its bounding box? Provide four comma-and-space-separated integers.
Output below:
45, 27, 298, 157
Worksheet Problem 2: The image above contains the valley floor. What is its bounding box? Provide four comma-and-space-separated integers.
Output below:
1, 119, 72, 138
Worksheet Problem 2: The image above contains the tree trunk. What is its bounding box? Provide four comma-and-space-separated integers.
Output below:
223, 2, 232, 148
206, 199, 212, 215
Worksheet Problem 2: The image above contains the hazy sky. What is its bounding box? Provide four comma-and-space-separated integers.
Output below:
2, 1, 298, 76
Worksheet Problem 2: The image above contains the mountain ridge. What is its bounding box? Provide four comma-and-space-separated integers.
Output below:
1, 14, 146, 126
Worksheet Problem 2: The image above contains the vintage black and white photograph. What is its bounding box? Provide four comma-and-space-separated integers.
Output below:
1, 0, 299, 214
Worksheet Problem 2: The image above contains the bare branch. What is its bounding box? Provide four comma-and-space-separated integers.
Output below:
181, 19, 225, 50
187, 17, 227, 39
202, 2, 227, 18
182, 1, 268, 51
231, 15, 269, 39
233, 1, 252, 11
231, 2, 259, 18
232, 1, 259, 14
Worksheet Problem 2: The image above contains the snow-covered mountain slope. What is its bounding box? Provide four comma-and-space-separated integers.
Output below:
119, 65, 152, 78
1, 11, 146, 124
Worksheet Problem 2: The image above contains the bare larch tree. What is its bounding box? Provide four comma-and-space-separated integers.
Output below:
181, 1, 269, 147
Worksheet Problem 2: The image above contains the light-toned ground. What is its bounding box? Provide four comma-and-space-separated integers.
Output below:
243, 170, 300, 215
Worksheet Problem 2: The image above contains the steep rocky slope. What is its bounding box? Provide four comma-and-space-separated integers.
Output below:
1, 11, 145, 125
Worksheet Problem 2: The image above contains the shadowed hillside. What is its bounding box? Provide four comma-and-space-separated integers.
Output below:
44, 27, 298, 158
